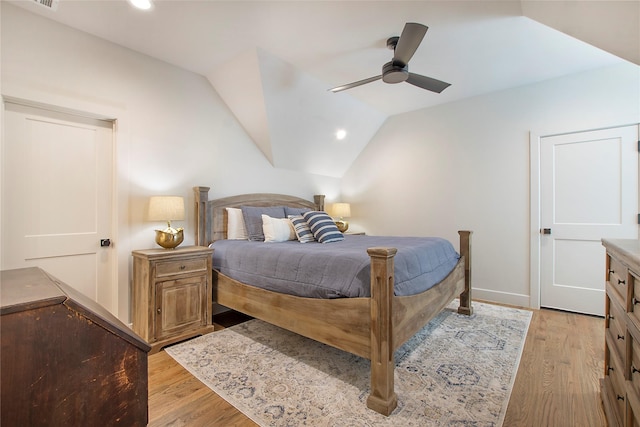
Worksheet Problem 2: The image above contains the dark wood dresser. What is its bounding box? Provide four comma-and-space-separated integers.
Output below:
602, 238, 640, 427
0, 267, 151, 426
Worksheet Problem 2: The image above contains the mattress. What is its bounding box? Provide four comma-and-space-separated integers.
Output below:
210, 235, 460, 299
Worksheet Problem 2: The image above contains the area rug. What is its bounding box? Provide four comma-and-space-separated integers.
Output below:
165, 301, 532, 426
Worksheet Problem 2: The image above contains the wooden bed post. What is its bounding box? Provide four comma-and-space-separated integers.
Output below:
194, 186, 210, 246
457, 230, 473, 315
366, 246, 398, 416
313, 194, 325, 211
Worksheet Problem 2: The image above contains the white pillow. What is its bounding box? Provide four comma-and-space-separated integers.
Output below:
226, 207, 248, 240
262, 214, 296, 243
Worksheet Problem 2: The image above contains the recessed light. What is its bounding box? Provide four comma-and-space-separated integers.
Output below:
129, 0, 152, 10
336, 129, 347, 140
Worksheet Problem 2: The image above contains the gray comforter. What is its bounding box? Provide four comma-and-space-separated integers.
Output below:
211, 235, 460, 299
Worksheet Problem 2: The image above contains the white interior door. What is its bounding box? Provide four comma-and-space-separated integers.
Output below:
2, 101, 115, 313
540, 125, 639, 316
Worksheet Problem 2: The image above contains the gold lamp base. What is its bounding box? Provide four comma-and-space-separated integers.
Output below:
155, 227, 184, 249
335, 220, 349, 233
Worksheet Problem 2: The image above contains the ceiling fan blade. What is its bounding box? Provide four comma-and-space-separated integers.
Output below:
328, 75, 382, 93
406, 73, 451, 93
393, 22, 428, 65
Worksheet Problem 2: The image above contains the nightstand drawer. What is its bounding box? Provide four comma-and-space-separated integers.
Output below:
156, 257, 208, 278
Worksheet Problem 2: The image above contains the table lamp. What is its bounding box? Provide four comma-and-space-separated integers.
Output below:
330, 202, 351, 233
148, 196, 185, 249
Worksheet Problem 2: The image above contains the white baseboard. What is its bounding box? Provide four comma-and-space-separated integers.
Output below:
472, 288, 531, 309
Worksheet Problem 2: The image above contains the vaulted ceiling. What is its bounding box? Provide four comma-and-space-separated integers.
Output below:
8, 0, 637, 177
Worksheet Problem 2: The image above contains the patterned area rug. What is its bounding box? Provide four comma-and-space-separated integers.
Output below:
165, 301, 531, 426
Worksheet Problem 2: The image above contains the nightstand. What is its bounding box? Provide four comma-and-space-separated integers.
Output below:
132, 245, 214, 353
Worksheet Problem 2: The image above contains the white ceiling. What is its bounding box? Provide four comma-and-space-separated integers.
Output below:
7, 0, 636, 177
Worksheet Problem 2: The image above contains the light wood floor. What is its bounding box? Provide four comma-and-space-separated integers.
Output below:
148, 307, 606, 427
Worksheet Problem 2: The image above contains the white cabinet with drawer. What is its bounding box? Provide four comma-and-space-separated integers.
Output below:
132, 246, 214, 353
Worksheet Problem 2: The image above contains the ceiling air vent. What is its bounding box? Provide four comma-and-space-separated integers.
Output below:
32, 0, 59, 11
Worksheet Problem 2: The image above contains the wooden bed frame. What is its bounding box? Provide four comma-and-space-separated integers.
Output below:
194, 186, 473, 416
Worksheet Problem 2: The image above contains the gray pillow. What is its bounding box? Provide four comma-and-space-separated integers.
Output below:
241, 206, 286, 241
284, 206, 311, 216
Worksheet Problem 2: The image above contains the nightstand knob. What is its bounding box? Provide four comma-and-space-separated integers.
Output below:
180, 265, 186, 270
633, 366, 640, 375
619, 279, 626, 285
157, 308, 161, 314
618, 334, 625, 340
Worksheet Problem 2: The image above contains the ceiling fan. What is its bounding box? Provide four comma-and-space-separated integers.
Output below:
329, 22, 451, 94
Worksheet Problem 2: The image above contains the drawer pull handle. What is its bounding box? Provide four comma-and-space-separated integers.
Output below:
633, 366, 640, 375
618, 334, 625, 340
607, 314, 614, 320
634, 297, 640, 306
608, 366, 615, 373
180, 265, 186, 270
609, 269, 615, 275
617, 395, 625, 401
618, 279, 626, 285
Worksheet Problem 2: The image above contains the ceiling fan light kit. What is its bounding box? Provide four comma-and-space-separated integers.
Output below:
382, 61, 409, 84
330, 22, 451, 94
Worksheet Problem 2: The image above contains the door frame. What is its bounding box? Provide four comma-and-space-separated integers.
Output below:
1, 84, 132, 322
529, 124, 640, 311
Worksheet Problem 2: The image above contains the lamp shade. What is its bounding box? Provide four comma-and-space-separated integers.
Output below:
148, 196, 185, 222
330, 202, 351, 218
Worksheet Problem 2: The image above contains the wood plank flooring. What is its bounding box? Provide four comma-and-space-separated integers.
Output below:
502, 307, 606, 427
148, 307, 606, 426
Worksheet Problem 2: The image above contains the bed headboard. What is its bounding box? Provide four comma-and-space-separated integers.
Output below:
194, 186, 325, 245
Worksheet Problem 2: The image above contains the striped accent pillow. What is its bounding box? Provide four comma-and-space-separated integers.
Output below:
288, 215, 316, 243
302, 211, 344, 243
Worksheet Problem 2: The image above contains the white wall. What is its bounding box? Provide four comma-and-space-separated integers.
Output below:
3, 2, 639, 319
0, 3, 340, 322
341, 62, 640, 307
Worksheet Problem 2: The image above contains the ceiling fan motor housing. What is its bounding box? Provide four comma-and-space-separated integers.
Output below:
382, 61, 409, 84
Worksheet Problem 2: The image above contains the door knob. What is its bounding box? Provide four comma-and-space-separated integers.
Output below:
100, 238, 111, 247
